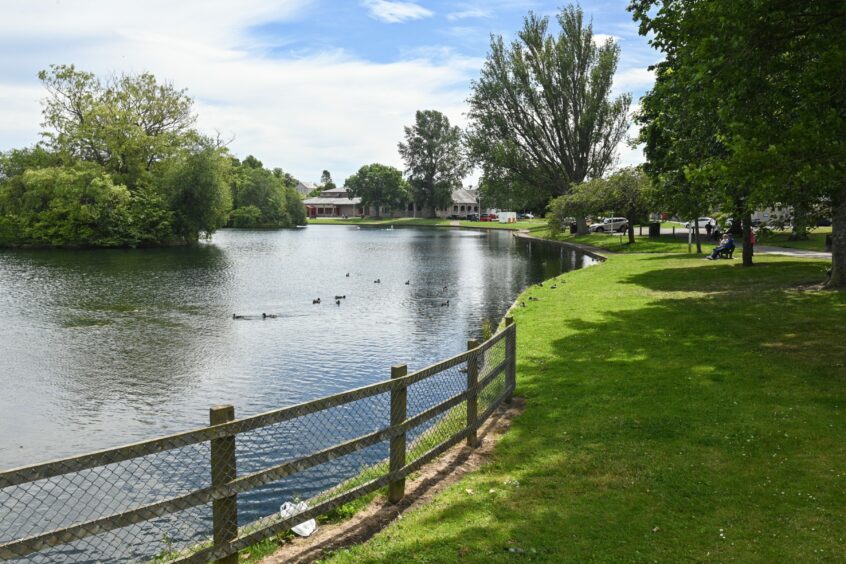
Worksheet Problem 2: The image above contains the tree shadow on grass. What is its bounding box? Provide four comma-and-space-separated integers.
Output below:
330, 258, 846, 563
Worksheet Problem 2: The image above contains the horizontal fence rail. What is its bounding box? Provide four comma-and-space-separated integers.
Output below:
0, 319, 517, 563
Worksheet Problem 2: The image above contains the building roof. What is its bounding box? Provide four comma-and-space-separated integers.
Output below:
451, 187, 478, 205
296, 181, 318, 195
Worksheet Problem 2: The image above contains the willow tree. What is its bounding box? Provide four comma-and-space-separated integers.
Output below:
467, 5, 630, 232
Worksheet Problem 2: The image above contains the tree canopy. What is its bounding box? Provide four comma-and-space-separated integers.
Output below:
0, 66, 305, 247
398, 110, 468, 217
345, 164, 409, 216
630, 0, 846, 281
467, 5, 631, 217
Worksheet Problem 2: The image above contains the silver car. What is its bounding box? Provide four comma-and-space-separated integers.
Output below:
589, 217, 629, 233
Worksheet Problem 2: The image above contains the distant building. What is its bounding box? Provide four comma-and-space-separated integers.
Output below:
295, 181, 319, 197
303, 186, 362, 218
438, 187, 479, 219
303, 185, 481, 219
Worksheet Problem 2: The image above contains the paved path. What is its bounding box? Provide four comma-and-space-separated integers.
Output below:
754, 245, 831, 259
449, 220, 460, 227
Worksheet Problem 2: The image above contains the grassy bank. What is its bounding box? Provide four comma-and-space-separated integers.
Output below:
307, 217, 546, 231
325, 253, 845, 562
533, 229, 698, 253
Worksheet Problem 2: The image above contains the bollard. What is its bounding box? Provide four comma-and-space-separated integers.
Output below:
210, 405, 238, 564
388, 364, 407, 503
505, 316, 516, 403
466, 339, 480, 447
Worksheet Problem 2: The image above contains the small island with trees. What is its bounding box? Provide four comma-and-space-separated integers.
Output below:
0, 64, 306, 248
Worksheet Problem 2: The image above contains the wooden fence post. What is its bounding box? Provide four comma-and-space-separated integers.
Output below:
466, 339, 480, 447
210, 405, 238, 564
505, 316, 516, 403
388, 364, 407, 504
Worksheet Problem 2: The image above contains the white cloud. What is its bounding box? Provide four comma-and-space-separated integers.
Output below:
592, 33, 621, 47
0, 0, 478, 183
612, 67, 655, 96
447, 8, 491, 21
361, 0, 433, 24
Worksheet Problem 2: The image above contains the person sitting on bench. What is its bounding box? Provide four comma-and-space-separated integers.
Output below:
707, 233, 735, 260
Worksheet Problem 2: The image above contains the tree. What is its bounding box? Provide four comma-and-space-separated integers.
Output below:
398, 110, 467, 217
320, 170, 336, 191
546, 167, 652, 244
630, 0, 846, 282
467, 5, 631, 231
164, 145, 232, 241
39, 64, 197, 189
345, 164, 409, 216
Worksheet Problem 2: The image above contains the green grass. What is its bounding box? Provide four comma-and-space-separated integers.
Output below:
758, 229, 831, 252
535, 229, 700, 254
306, 217, 546, 231
323, 254, 845, 563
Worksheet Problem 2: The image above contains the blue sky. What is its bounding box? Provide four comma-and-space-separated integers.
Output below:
0, 0, 659, 184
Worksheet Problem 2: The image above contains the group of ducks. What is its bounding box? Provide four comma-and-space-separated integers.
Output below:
519, 280, 563, 307
233, 272, 460, 319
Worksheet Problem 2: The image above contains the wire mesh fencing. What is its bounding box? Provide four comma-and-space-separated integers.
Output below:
0, 320, 516, 563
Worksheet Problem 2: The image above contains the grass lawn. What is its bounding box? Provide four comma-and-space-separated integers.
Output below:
306, 217, 547, 231
325, 254, 845, 562
535, 229, 701, 254
758, 229, 831, 252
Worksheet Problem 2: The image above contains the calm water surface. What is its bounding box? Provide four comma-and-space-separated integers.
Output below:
0, 226, 593, 469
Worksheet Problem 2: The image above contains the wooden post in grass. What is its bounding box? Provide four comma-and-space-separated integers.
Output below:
466, 339, 480, 447
505, 316, 516, 403
388, 364, 408, 503
210, 405, 238, 564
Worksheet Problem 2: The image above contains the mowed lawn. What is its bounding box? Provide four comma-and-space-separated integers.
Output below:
325, 254, 846, 562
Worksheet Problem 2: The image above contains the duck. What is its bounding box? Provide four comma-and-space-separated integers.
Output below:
374, 278, 381, 284
336, 299, 341, 306
232, 314, 245, 319
551, 284, 558, 289
440, 300, 450, 307
312, 298, 321, 304
405, 280, 410, 285
334, 295, 346, 300
346, 272, 350, 277
262, 313, 277, 319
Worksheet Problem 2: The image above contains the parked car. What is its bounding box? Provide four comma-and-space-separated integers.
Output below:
684, 217, 716, 229
466, 213, 479, 221
480, 213, 498, 222
817, 218, 833, 227
589, 217, 628, 233
517, 212, 535, 220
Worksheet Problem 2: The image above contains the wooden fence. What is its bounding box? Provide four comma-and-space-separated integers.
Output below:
0, 318, 517, 563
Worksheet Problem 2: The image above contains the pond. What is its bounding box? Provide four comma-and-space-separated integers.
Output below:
0, 226, 593, 469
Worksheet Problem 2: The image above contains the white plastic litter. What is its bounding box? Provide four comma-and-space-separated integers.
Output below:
279, 501, 317, 537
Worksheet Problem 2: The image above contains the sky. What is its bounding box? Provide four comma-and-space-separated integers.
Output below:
0, 0, 660, 185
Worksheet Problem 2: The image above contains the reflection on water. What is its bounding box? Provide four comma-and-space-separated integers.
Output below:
0, 226, 593, 469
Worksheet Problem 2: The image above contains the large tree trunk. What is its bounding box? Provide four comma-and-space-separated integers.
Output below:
627, 210, 635, 244
576, 216, 589, 235
694, 222, 702, 254
826, 190, 846, 288
742, 212, 754, 266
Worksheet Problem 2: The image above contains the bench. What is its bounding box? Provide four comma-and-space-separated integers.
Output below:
718, 247, 735, 259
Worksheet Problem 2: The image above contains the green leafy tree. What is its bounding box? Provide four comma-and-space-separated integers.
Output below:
345, 164, 409, 216
39, 64, 197, 189
398, 110, 467, 217
0, 162, 132, 246
320, 169, 336, 191
467, 5, 631, 231
630, 0, 846, 282
164, 145, 232, 241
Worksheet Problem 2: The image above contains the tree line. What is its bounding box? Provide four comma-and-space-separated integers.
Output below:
0, 65, 305, 248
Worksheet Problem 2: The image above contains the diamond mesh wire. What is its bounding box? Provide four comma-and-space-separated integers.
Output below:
0, 324, 515, 562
